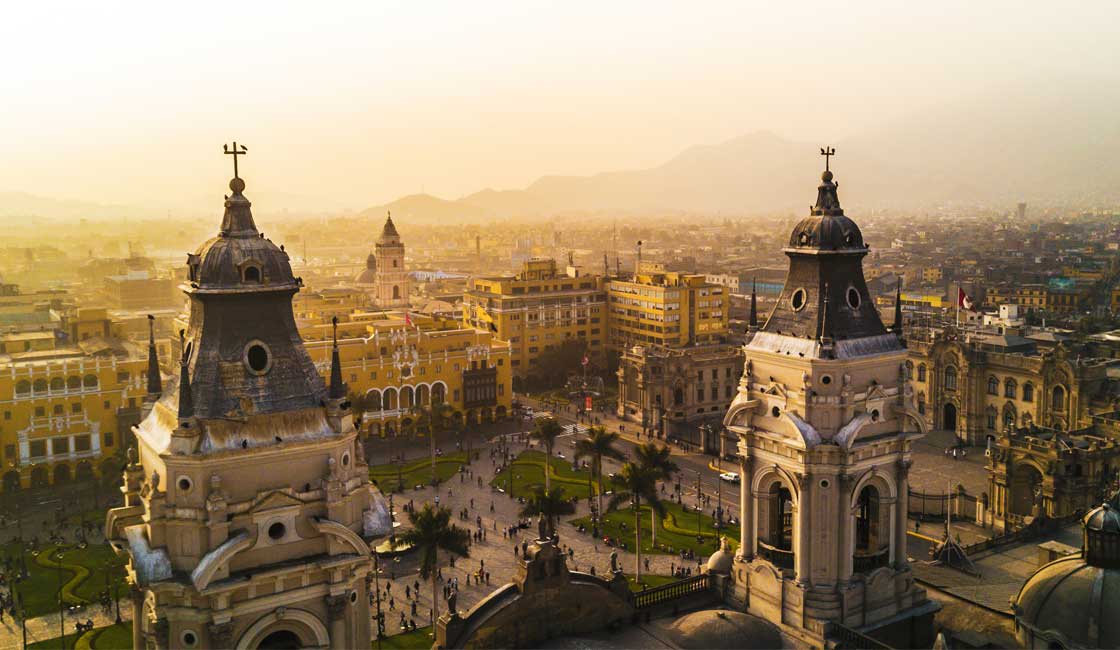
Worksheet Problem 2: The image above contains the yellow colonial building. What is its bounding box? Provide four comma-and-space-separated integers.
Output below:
0, 310, 152, 492
605, 264, 729, 349
464, 258, 606, 380
302, 310, 512, 437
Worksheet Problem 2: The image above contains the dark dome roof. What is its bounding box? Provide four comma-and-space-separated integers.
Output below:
787, 213, 865, 251
665, 610, 783, 650
1013, 554, 1120, 649
1085, 501, 1120, 534
191, 179, 297, 291
786, 169, 866, 252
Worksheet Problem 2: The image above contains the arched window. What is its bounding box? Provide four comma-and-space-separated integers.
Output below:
673, 388, 684, 406
855, 485, 881, 552
392, 285, 400, 300
1005, 378, 1017, 399
917, 392, 926, 415
1003, 403, 1017, 430
917, 364, 927, 381
987, 376, 999, 395
986, 406, 997, 430
66, 376, 81, 389
1052, 386, 1067, 412
766, 481, 793, 551
15, 380, 30, 396
944, 366, 958, 391
242, 265, 261, 283
904, 361, 914, 380
432, 383, 446, 405
82, 374, 98, 388
365, 389, 382, 411
50, 377, 64, 391
33, 379, 48, 393
1023, 382, 1034, 402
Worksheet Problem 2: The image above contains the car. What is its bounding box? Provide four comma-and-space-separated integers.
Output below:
719, 472, 741, 484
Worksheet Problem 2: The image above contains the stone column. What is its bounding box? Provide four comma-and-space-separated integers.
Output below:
326, 594, 349, 650
739, 453, 753, 558
894, 459, 911, 568
131, 588, 144, 650
837, 473, 854, 584
796, 473, 811, 584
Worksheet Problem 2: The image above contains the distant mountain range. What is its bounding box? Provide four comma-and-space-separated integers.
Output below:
363, 87, 1120, 221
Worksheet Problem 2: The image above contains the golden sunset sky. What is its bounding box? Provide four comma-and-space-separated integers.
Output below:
0, 1, 1115, 212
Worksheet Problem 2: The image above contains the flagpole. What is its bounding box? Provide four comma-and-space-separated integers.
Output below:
955, 285, 960, 328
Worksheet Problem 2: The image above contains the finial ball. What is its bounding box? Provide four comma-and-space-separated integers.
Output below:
229, 177, 246, 194
822, 170, 834, 183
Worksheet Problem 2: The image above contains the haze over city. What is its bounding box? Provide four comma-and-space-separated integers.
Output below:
4, 4, 1120, 650
2, 1, 1119, 218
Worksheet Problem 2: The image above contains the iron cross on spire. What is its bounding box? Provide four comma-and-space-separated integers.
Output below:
820, 146, 836, 172
223, 142, 248, 179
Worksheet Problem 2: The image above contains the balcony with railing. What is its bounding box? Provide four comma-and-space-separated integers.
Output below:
853, 547, 890, 573
630, 573, 710, 609
757, 540, 795, 571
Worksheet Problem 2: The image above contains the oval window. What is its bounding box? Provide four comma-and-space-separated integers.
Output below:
268, 522, 286, 540
846, 287, 861, 310
791, 289, 807, 311
771, 406, 781, 418
821, 375, 832, 385
244, 341, 271, 375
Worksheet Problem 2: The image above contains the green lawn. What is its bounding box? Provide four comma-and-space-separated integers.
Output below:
490, 450, 595, 499
569, 499, 739, 557
379, 625, 433, 649
28, 622, 131, 650
4, 541, 127, 619
369, 452, 468, 492
624, 573, 678, 592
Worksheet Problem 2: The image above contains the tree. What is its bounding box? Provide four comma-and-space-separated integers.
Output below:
413, 402, 454, 486
606, 463, 663, 582
574, 427, 625, 533
531, 417, 564, 493
519, 486, 576, 539
398, 504, 470, 630
533, 340, 588, 389
635, 442, 679, 481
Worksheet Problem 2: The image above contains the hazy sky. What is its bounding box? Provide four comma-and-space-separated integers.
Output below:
0, 1, 1116, 212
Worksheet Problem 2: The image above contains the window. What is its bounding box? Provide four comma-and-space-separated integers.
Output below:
70, 403, 81, 414
3, 444, 13, 460
103, 431, 114, 447
711, 369, 718, 380
1052, 386, 1067, 411
1023, 382, 1034, 402
51, 437, 69, 454
103, 400, 111, 410
904, 361, 913, 379
74, 435, 91, 452
53, 405, 64, 415
30, 440, 46, 458
697, 388, 705, 402
453, 389, 461, 402
1005, 379, 1017, 399
117, 371, 130, 383
987, 376, 999, 395
34, 407, 45, 417
243, 265, 261, 283
1003, 406, 1016, 430
944, 366, 958, 391
15, 380, 30, 395
918, 364, 927, 381
855, 485, 880, 552
725, 385, 733, 399
986, 407, 997, 430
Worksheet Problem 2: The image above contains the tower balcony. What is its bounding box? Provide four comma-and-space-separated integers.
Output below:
757, 540, 795, 571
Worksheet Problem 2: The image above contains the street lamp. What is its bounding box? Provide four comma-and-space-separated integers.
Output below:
54, 549, 65, 650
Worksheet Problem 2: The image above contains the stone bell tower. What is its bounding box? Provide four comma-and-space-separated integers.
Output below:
374, 213, 410, 308
106, 144, 381, 650
722, 150, 936, 648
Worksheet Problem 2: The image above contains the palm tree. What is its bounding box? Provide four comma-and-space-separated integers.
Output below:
398, 504, 470, 631
574, 427, 624, 533
606, 462, 663, 582
519, 486, 576, 539
417, 402, 454, 486
530, 417, 564, 492
633, 442, 678, 545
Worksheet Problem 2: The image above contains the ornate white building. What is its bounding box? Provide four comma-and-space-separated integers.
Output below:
722, 159, 937, 648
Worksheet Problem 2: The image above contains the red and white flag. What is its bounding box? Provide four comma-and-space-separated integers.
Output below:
404, 311, 413, 327
581, 355, 589, 367
957, 288, 975, 311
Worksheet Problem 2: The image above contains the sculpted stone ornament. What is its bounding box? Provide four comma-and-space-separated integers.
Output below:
447, 589, 458, 616
538, 516, 548, 542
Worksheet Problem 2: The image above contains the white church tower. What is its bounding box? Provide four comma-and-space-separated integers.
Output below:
723, 151, 936, 648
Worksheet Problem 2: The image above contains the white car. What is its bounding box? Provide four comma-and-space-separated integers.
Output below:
719, 472, 740, 484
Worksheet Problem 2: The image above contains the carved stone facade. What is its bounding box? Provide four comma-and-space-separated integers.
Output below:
106, 165, 375, 650
616, 342, 743, 451
723, 162, 935, 648
904, 328, 1120, 445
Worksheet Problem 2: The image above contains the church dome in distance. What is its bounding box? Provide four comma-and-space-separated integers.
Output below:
1012, 498, 1120, 649
354, 252, 377, 285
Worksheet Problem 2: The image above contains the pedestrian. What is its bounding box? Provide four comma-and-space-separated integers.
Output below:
389, 597, 395, 610
405, 585, 410, 599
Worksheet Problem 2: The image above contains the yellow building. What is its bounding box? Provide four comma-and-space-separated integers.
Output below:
302, 310, 512, 437
0, 313, 151, 492
605, 269, 728, 349
464, 258, 606, 379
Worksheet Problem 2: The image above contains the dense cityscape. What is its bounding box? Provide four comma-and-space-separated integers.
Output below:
3, 3, 1120, 650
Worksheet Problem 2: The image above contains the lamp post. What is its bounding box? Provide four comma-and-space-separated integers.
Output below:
54, 549, 65, 650
695, 470, 703, 542
373, 553, 384, 648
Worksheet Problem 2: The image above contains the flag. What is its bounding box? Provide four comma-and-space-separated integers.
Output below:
404, 312, 413, 327
957, 288, 975, 311
581, 355, 589, 367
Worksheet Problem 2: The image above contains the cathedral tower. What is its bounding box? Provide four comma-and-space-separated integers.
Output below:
723, 151, 935, 647
374, 214, 410, 308
106, 146, 378, 650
